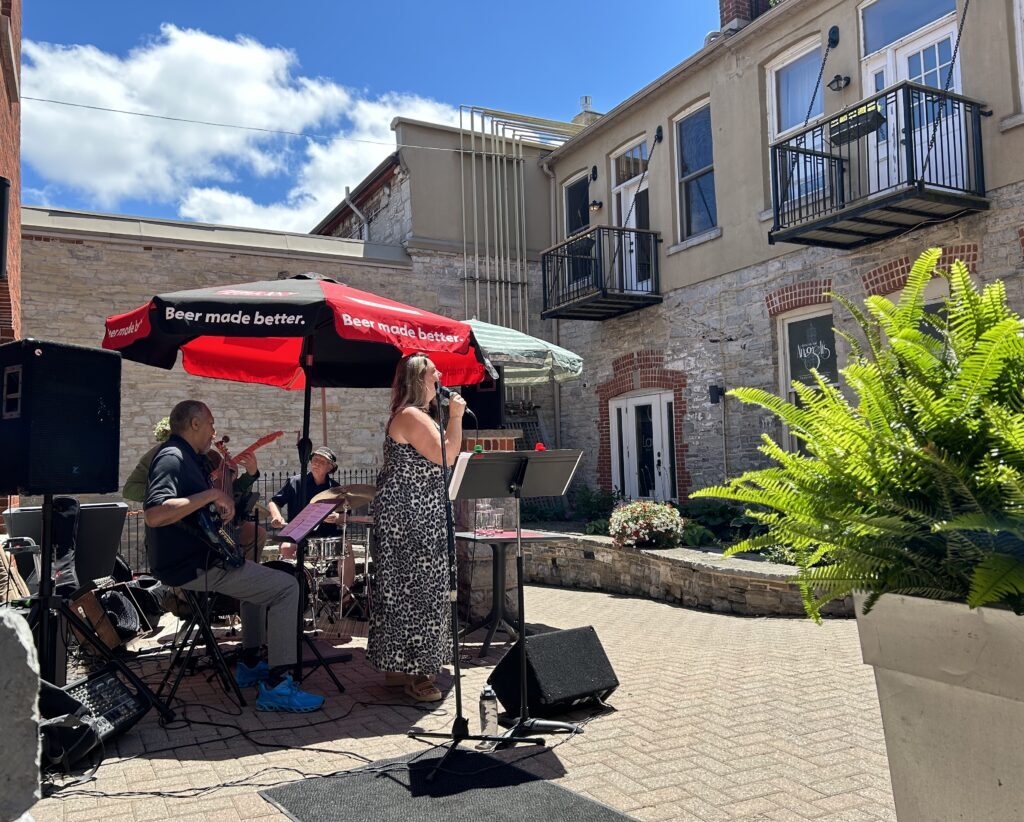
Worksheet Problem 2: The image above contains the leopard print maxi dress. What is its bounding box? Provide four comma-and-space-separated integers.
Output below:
366, 434, 452, 676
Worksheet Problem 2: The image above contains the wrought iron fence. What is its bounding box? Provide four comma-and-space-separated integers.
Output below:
542, 225, 661, 313
118, 466, 378, 573
770, 80, 986, 232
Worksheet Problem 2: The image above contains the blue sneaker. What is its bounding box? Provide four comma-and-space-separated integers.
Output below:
256, 674, 325, 713
236, 660, 270, 688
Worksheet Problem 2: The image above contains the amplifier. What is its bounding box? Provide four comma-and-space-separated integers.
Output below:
63, 664, 149, 741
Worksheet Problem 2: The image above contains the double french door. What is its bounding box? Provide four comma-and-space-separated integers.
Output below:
609, 392, 676, 502
862, 13, 962, 192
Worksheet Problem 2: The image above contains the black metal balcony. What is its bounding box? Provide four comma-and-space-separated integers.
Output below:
541, 226, 662, 320
769, 81, 989, 250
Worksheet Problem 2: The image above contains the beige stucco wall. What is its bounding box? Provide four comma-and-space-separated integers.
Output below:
396, 119, 555, 259
547, 0, 1024, 291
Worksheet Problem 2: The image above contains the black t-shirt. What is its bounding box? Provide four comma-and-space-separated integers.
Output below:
271, 473, 341, 538
144, 435, 214, 585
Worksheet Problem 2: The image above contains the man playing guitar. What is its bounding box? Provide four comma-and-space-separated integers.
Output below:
144, 400, 324, 713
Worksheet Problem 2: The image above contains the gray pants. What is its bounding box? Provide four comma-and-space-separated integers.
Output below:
182, 560, 299, 669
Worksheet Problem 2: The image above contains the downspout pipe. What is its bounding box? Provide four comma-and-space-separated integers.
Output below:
540, 157, 562, 449
344, 186, 369, 240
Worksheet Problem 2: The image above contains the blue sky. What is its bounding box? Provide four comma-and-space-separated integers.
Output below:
22, 0, 720, 231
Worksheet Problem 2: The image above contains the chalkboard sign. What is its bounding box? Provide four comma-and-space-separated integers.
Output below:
787, 314, 838, 386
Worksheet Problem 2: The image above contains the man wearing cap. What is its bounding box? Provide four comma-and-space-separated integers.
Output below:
268, 447, 342, 549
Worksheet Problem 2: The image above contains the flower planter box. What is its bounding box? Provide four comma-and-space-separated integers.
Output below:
855, 594, 1024, 821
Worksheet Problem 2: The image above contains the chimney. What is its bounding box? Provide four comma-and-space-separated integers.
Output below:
719, 0, 769, 34
572, 95, 603, 127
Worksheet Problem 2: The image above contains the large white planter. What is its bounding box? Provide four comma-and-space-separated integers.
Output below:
855, 594, 1024, 821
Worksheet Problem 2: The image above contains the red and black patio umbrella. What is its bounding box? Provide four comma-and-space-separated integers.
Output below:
103, 273, 489, 390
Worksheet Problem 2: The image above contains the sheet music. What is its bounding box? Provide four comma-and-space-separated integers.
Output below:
279, 501, 339, 542
448, 451, 473, 501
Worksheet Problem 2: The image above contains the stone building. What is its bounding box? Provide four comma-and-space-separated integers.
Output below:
537, 0, 1024, 500
20, 208, 416, 482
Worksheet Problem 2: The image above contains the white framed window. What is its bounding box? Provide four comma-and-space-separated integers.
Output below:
777, 304, 838, 450
562, 170, 590, 238
673, 103, 717, 241
766, 37, 824, 142
610, 390, 676, 502
766, 37, 827, 209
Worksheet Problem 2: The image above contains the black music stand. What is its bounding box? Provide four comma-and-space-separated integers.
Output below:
410, 446, 583, 778
278, 500, 351, 691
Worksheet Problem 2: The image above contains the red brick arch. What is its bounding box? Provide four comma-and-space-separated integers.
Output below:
764, 279, 832, 317
595, 350, 690, 499
862, 244, 979, 296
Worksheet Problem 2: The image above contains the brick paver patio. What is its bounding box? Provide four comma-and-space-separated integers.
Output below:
29, 585, 895, 821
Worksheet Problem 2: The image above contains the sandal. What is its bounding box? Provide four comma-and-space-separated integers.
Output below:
404, 676, 442, 702
384, 672, 408, 687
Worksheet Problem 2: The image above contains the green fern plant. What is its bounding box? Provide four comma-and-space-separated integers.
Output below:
693, 248, 1024, 621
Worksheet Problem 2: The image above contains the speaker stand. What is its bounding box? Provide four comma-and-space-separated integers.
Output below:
409, 389, 544, 783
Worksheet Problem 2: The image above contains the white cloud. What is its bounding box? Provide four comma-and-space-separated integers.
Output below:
22, 25, 459, 231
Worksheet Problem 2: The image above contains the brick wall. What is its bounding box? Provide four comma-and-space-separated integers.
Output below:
0, 0, 20, 342
0, 0, 20, 527
719, 0, 770, 28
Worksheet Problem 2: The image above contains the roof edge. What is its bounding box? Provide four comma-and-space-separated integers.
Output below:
22, 206, 412, 268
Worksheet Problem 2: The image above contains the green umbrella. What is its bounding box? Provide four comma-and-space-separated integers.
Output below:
466, 319, 583, 386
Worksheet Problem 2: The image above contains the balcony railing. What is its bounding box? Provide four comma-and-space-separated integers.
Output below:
769, 80, 988, 249
541, 225, 662, 320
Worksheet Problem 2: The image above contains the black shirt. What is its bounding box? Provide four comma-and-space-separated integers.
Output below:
271, 473, 341, 538
144, 434, 214, 585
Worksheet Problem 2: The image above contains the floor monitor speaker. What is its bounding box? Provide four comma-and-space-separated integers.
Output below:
487, 625, 618, 716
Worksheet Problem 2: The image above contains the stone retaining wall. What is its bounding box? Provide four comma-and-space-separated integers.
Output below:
522, 534, 853, 618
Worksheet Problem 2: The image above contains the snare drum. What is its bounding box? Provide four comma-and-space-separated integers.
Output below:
307, 537, 342, 561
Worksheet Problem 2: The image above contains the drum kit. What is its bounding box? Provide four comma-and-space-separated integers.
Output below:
265, 484, 377, 630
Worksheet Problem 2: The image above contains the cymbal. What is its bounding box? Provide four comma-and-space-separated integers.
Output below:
310, 484, 377, 509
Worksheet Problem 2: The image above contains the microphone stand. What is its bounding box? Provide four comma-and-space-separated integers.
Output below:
409, 385, 542, 783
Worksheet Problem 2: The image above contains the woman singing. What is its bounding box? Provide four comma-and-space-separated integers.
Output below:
366, 354, 466, 702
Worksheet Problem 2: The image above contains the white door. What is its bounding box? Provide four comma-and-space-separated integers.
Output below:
896, 26, 963, 189
613, 180, 650, 291
610, 392, 676, 501
861, 15, 960, 193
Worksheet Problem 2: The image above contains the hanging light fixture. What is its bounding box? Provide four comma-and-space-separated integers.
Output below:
588, 200, 603, 213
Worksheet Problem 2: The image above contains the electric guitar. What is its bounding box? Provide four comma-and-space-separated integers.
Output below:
195, 504, 246, 569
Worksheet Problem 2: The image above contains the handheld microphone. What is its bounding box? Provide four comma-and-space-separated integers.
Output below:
438, 386, 477, 419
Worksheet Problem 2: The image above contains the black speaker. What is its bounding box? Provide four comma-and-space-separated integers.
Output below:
460, 365, 504, 429
487, 626, 618, 716
0, 339, 121, 495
